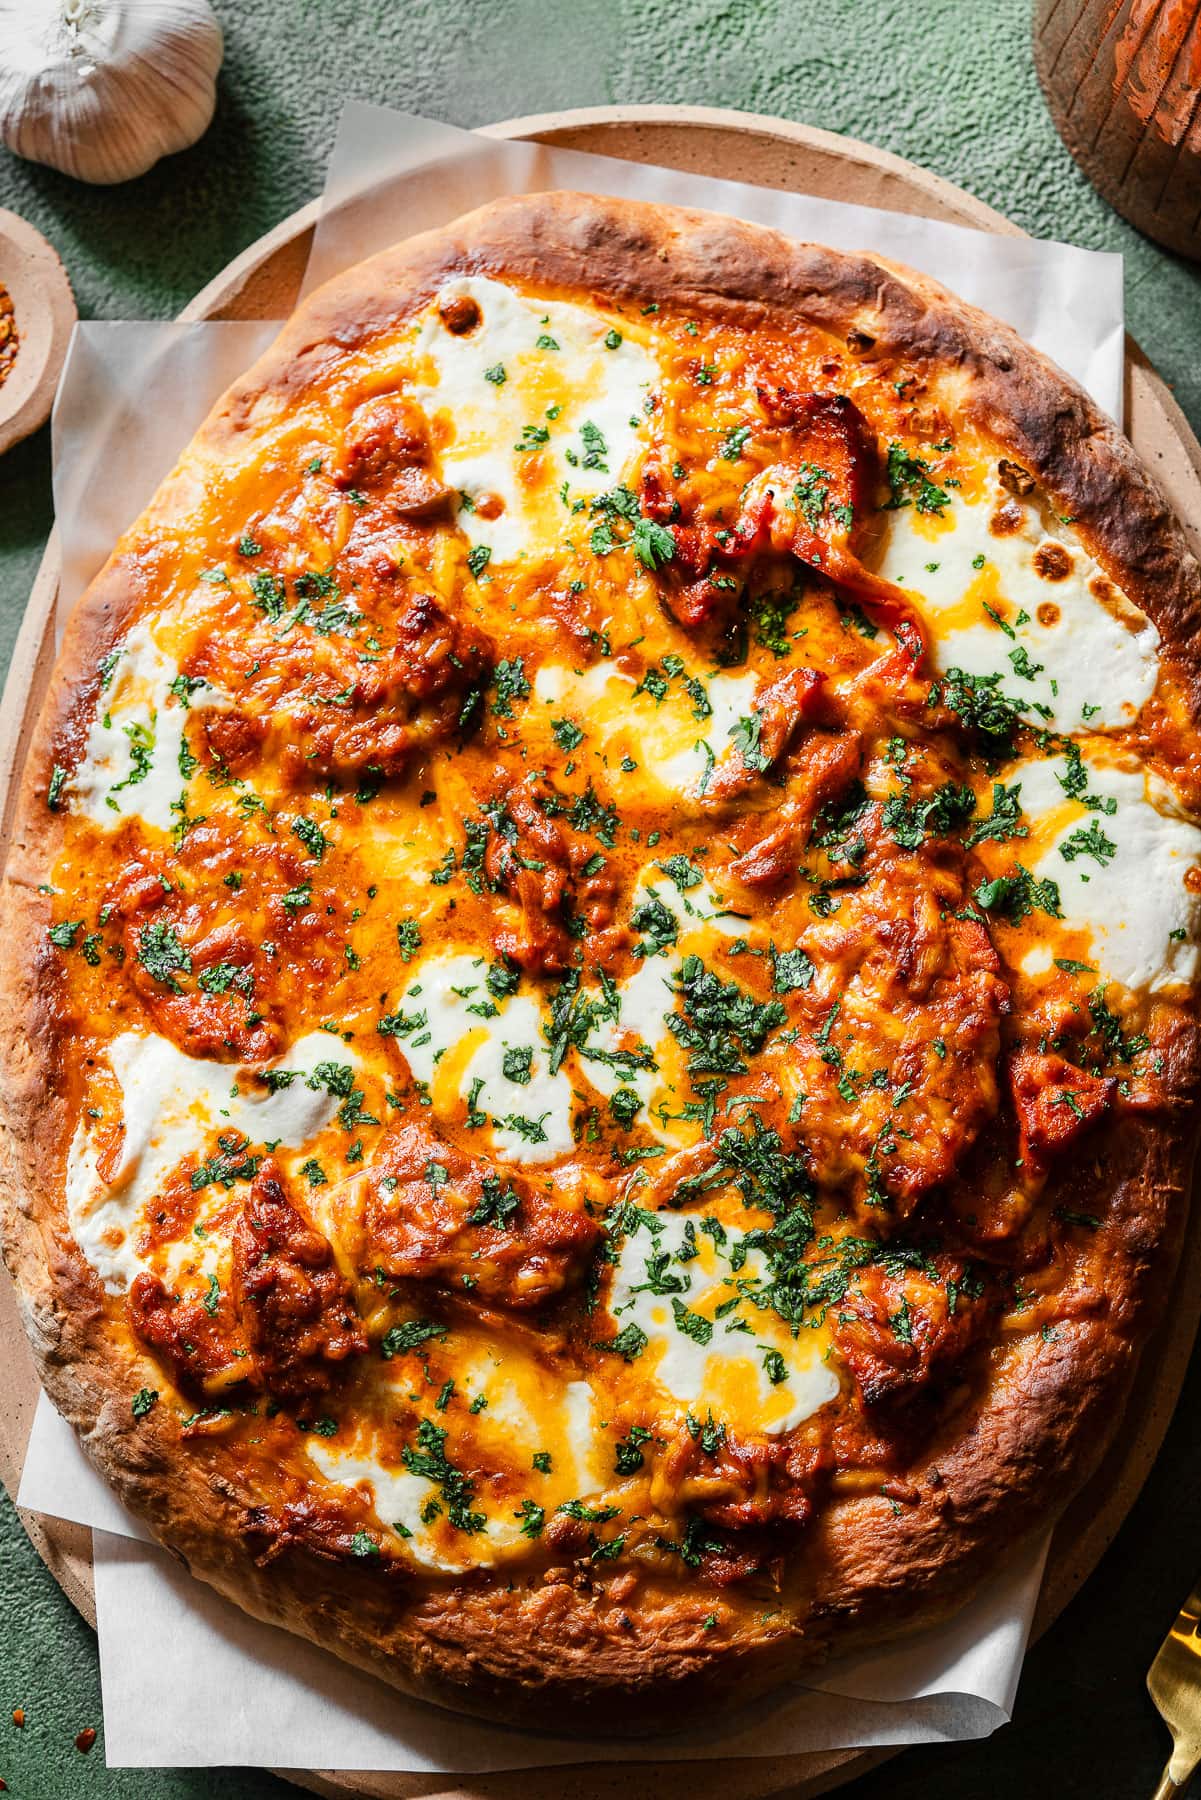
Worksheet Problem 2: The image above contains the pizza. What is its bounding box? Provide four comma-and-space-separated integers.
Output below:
3, 192, 1200, 1730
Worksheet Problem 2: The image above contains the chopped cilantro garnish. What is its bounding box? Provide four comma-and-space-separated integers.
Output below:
772, 946, 815, 992
671, 1298, 713, 1345
1060, 820, 1117, 867
658, 854, 703, 891
501, 1045, 533, 1085
491, 657, 530, 719
396, 918, 422, 962
667, 955, 785, 1076
191, 1133, 259, 1193
551, 717, 585, 752
401, 1418, 486, 1534
964, 782, 1027, 849
594, 1322, 649, 1362
467, 1173, 520, 1228
883, 443, 950, 515
973, 865, 1063, 924
614, 1424, 653, 1475
291, 816, 328, 861
881, 782, 975, 848
136, 921, 191, 992
248, 571, 286, 621
380, 1319, 447, 1359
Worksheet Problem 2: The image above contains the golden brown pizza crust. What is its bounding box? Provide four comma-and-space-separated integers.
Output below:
2, 190, 1200, 1732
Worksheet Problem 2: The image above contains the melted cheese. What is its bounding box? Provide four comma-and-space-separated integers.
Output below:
395, 952, 575, 1162
67, 1031, 354, 1293
532, 659, 764, 802
305, 1443, 451, 1567
73, 623, 198, 832
582, 870, 749, 1135
1011, 754, 1201, 991
607, 1211, 840, 1436
875, 483, 1160, 732
307, 1335, 605, 1571
411, 275, 658, 563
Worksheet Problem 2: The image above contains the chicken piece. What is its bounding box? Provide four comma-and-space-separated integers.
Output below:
127, 1162, 366, 1402
197, 586, 492, 784
1008, 1049, 1116, 1175
482, 780, 620, 975
231, 1162, 368, 1397
829, 1252, 993, 1414
340, 1122, 600, 1307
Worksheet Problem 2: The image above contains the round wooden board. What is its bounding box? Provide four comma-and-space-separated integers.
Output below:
1, 102, 1200, 1800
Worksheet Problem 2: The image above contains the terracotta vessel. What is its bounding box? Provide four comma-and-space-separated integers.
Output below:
1035, 0, 1201, 261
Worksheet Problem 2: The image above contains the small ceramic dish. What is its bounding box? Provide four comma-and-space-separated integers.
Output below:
0, 208, 77, 457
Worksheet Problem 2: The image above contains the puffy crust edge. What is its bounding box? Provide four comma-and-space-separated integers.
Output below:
1, 189, 1199, 1731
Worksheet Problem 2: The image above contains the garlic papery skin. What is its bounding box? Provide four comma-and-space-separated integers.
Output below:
0, 0, 223, 185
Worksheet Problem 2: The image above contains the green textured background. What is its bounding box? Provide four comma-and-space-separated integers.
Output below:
1, 1, 1199, 1795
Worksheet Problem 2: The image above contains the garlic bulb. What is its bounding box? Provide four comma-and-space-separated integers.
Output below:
0, 0, 223, 185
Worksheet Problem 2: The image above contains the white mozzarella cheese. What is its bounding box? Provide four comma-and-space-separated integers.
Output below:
459, 1357, 603, 1498
73, 623, 201, 832
606, 1211, 840, 1436
395, 952, 575, 1162
1009, 754, 1201, 993
411, 275, 658, 563
582, 872, 748, 1130
67, 1031, 353, 1293
460, 992, 575, 1163
659, 669, 764, 796
304, 1441, 459, 1571
582, 952, 678, 1119
307, 1355, 605, 1571
874, 485, 1160, 732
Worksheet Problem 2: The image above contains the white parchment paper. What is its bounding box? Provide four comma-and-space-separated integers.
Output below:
51, 320, 280, 640
22, 101, 1117, 1770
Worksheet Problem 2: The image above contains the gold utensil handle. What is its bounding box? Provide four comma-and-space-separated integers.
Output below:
1154, 1753, 1200, 1798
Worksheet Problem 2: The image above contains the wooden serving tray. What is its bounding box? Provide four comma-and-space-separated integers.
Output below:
2, 104, 1200, 1800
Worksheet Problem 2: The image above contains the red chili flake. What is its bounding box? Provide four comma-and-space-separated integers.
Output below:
9, 1710, 22, 1729
75, 1727, 97, 1754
